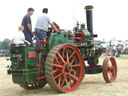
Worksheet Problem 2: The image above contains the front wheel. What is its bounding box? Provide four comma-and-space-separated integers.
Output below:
102, 57, 117, 83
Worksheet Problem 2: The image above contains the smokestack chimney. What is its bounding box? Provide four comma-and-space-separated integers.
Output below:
85, 5, 94, 39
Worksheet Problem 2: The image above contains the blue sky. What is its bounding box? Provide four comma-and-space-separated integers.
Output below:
0, 0, 128, 41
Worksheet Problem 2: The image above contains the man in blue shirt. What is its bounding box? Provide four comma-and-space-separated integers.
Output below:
21, 8, 34, 45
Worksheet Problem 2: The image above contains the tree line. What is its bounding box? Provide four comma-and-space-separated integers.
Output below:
0, 39, 10, 50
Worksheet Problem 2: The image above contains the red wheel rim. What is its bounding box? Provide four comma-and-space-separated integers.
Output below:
45, 44, 85, 92
102, 57, 117, 83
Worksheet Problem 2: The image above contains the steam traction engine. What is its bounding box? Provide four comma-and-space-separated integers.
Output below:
7, 6, 117, 93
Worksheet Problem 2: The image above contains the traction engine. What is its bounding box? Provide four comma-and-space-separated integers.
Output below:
7, 5, 117, 93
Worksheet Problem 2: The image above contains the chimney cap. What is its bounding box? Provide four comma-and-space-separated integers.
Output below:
85, 5, 94, 10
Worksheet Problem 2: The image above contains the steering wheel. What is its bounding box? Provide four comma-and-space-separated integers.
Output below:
48, 22, 61, 36
53, 22, 60, 31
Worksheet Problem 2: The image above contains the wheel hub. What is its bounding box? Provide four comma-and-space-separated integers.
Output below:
65, 64, 71, 72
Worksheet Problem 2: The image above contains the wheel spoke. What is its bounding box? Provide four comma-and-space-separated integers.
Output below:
55, 56, 60, 64
71, 69, 77, 75
72, 63, 80, 67
108, 63, 112, 69
65, 79, 70, 88
107, 65, 113, 73
54, 73, 63, 79
69, 51, 75, 59
53, 63, 63, 68
53, 69, 59, 74
66, 48, 69, 63
72, 69, 77, 72
107, 66, 110, 72
58, 76, 61, 86
70, 57, 76, 65
62, 48, 66, 58
57, 52, 66, 64
108, 66, 113, 77
61, 75, 67, 87
71, 74, 78, 81
108, 71, 113, 79
69, 73, 72, 87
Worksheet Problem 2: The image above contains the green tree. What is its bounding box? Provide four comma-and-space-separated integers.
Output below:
0, 41, 2, 49
2, 39, 10, 49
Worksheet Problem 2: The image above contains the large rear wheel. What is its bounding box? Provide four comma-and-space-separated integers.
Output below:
45, 44, 85, 92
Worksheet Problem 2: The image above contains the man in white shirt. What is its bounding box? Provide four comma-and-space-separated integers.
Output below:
35, 8, 58, 46
9, 26, 31, 46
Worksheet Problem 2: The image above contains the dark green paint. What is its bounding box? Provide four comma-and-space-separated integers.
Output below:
9, 29, 103, 85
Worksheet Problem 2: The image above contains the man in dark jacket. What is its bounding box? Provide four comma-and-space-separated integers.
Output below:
21, 8, 34, 45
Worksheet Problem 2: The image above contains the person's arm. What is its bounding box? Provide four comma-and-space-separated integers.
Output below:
21, 38, 31, 45
26, 15, 34, 35
48, 15, 58, 32
9, 39, 14, 46
27, 24, 34, 35
50, 23, 58, 32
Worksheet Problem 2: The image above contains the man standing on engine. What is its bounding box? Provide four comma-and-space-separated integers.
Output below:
35, 8, 58, 46
21, 8, 34, 46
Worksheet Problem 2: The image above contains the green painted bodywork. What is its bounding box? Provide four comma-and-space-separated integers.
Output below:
83, 30, 91, 40
11, 47, 48, 84
9, 30, 102, 84
10, 31, 74, 84
48, 31, 74, 50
